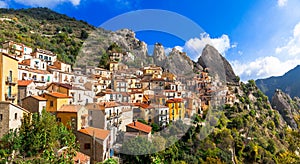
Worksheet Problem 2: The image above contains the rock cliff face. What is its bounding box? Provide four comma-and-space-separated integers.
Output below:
271, 89, 299, 129
76, 28, 151, 67
198, 45, 238, 83
164, 48, 198, 76
152, 44, 202, 77
153, 43, 167, 67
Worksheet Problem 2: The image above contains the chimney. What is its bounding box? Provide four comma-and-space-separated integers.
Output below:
133, 119, 136, 126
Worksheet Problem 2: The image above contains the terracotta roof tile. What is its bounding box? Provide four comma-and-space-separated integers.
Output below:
58, 105, 83, 113
31, 95, 47, 101
18, 80, 33, 87
126, 121, 152, 134
166, 98, 183, 103
45, 92, 72, 98
78, 127, 110, 140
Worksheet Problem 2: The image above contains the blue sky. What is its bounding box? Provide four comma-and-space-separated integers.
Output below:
1, 0, 300, 81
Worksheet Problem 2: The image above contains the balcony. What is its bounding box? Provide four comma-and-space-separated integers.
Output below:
5, 94, 16, 101
161, 119, 168, 123
112, 112, 122, 118
5, 77, 17, 86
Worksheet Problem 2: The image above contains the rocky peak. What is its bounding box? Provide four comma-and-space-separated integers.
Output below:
153, 43, 167, 66
198, 44, 238, 83
271, 89, 299, 129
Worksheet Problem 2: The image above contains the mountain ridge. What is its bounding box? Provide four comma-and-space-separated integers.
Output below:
256, 64, 300, 100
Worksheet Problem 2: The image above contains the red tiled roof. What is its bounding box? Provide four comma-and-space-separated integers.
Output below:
18, 80, 33, 87
133, 103, 152, 109
166, 98, 183, 103
78, 127, 110, 140
126, 121, 152, 134
45, 92, 72, 98
58, 105, 83, 113
31, 95, 47, 101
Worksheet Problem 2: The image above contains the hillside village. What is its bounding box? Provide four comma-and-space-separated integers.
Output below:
0, 40, 238, 163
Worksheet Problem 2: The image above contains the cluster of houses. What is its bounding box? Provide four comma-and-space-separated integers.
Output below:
0, 41, 237, 163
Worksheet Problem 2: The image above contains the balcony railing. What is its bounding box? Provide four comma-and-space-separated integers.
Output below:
5, 94, 16, 101
107, 112, 122, 120
6, 77, 17, 85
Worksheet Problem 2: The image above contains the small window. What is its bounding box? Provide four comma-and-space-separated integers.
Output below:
84, 143, 91, 149
50, 101, 54, 107
14, 113, 17, 120
0, 114, 2, 121
57, 117, 61, 122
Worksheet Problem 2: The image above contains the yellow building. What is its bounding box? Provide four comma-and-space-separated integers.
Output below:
109, 61, 119, 71
166, 98, 185, 121
56, 105, 88, 130
43, 92, 72, 113
0, 52, 19, 104
143, 65, 162, 75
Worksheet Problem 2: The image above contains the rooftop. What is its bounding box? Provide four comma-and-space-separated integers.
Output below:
18, 80, 33, 87
126, 121, 152, 134
45, 92, 72, 98
58, 104, 83, 113
78, 127, 110, 140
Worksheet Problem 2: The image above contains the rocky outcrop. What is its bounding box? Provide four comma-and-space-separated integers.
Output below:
153, 43, 167, 66
271, 89, 299, 129
76, 28, 151, 67
163, 48, 197, 76
198, 45, 238, 83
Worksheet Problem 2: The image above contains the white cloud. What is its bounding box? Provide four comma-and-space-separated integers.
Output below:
182, 33, 233, 60
232, 21, 300, 81
0, 1, 8, 8
164, 47, 172, 55
174, 46, 183, 52
231, 56, 300, 80
13, 0, 80, 8
276, 22, 300, 56
278, 0, 288, 7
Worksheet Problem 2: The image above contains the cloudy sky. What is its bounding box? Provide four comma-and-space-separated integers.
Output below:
1, 0, 300, 81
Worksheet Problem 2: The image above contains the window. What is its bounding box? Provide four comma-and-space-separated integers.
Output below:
50, 101, 54, 107
57, 117, 61, 122
14, 113, 17, 120
138, 95, 142, 97
71, 117, 77, 129
84, 143, 91, 149
0, 114, 2, 121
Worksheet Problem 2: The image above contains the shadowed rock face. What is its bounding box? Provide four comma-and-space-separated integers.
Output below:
271, 89, 299, 129
197, 45, 238, 83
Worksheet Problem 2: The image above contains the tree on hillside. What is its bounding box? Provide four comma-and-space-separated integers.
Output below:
0, 110, 78, 163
